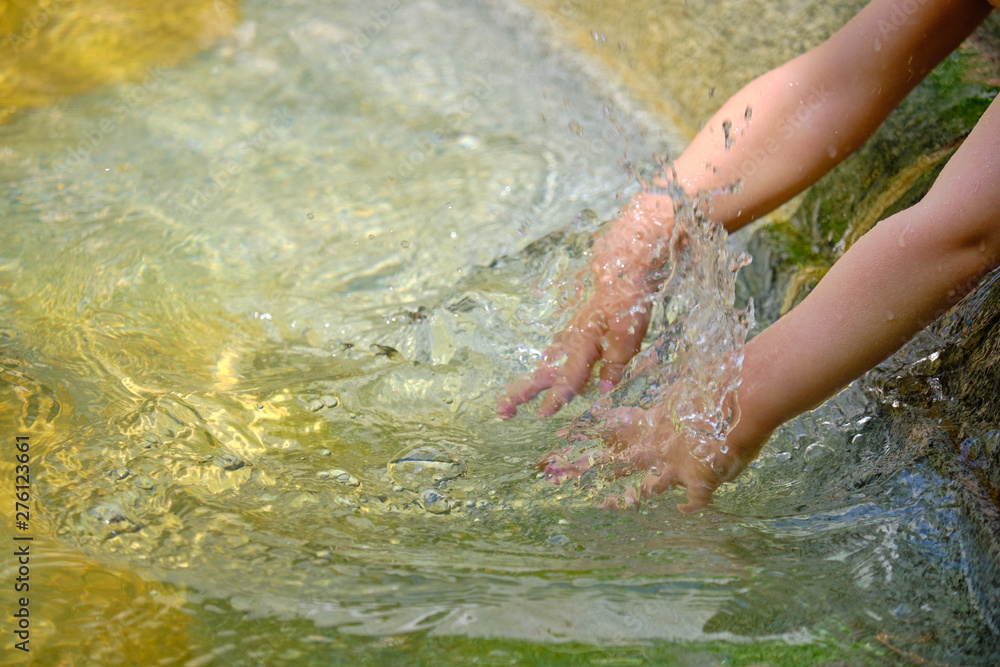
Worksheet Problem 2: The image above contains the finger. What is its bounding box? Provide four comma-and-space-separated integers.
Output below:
597, 304, 650, 392
639, 468, 679, 497
598, 361, 627, 393
537, 331, 603, 418
540, 450, 606, 483
677, 480, 715, 513
498, 360, 560, 418
601, 487, 640, 510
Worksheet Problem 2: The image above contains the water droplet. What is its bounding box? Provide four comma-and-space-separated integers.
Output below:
874, 37, 881, 51
719, 445, 729, 454
368, 233, 375, 240
885, 310, 895, 321
400, 240, 410, 248
827, 145, 838, 158
980, 240, 987, 252
898, 232, 907, 248
450, 231, 457, 239
306, 212, 314, 220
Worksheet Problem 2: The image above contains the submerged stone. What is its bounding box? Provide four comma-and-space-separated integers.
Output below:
417, 488, 451, 514
326, 469, 360, 487
387, 444, 467, 491
214, 452, 245, 471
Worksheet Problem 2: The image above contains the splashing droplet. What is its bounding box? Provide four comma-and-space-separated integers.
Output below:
722, 119, 734, 150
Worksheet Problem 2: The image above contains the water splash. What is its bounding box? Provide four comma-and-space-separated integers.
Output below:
547, 165, 754, 504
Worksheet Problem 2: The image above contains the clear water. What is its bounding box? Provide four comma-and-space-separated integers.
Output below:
1, 0, 997, 664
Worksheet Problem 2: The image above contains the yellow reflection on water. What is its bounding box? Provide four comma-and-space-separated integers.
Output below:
1, 0, 240, 121
1, 518, 197, 664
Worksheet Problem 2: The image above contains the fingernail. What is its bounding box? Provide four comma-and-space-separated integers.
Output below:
599, 379, 614, 393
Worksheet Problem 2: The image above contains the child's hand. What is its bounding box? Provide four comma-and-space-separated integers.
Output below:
498, 193, 678, 418
539, 396, 754, 512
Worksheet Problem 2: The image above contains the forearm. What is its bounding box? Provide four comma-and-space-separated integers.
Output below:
730, 92, 1000, 449
641, 0, 990, 234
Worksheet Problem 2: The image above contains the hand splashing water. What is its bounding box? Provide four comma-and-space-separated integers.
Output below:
514, 171, 755, 511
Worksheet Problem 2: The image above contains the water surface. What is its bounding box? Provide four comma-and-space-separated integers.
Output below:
1, 0, 997, 664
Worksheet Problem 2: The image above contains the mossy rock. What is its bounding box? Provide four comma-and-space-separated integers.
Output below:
752, 18, 1000, 320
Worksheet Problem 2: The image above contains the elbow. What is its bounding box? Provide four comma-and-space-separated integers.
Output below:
932, 206, 1000, 293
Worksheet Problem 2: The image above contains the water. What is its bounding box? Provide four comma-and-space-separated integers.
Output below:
2, 0, 998, 664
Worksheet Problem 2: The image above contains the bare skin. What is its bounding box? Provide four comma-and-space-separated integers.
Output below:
501, 0, 1000, 510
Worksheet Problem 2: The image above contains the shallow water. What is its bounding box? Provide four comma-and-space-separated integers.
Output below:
2, 0, 998, 664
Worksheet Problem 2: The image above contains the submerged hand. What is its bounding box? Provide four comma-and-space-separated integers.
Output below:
499, 193, 677, 418
540, 400, 756, 512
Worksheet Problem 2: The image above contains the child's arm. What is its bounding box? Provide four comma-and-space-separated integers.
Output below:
730, 92, 1000, 460
671, 0, 992, 231
651, 92, 1000, 510
500, 0, 992, 418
